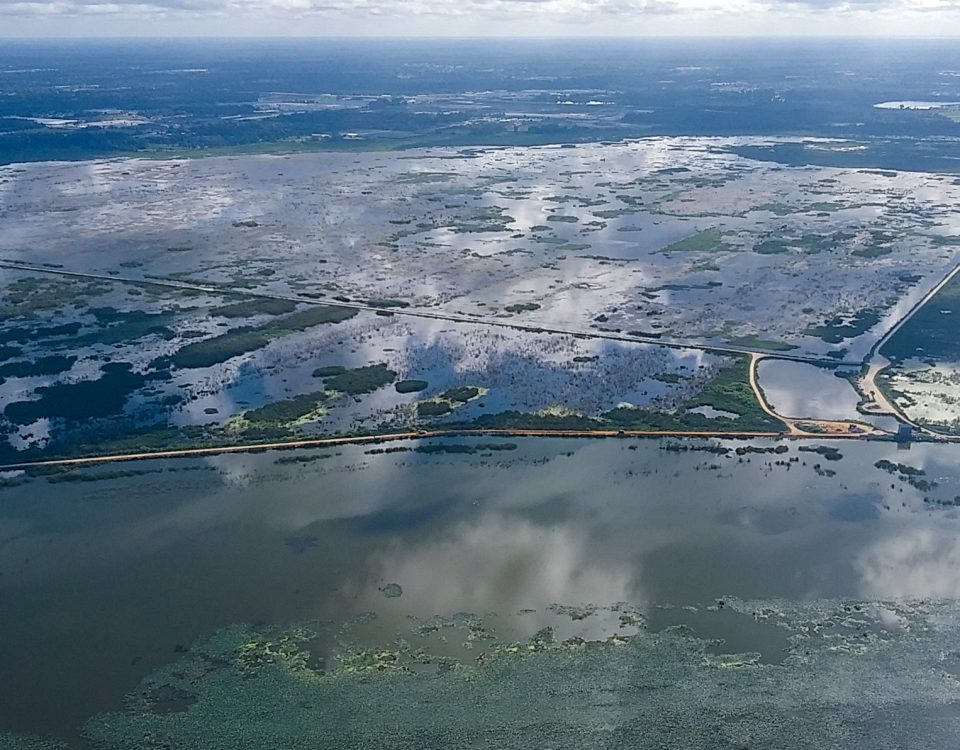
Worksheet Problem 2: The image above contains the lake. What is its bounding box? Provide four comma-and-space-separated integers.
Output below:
3, 436, 960, 747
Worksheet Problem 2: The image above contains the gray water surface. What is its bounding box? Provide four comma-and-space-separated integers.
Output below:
1, 436, 958, 745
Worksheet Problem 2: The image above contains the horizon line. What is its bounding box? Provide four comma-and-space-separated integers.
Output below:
3, 34, 960, 40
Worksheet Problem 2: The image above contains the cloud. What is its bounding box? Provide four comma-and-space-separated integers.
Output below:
0, 0, 900, 15
2, 0, 960, 34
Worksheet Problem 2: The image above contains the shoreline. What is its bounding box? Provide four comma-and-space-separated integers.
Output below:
0, 426, 900, 473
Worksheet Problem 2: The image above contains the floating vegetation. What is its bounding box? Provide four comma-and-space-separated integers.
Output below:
379, 583, 403, 598
80, 600, 960, 750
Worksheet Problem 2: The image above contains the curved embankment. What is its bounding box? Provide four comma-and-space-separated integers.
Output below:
857, 258, 960, 436
748, 354, 801, 436
0, 426, 889, 473
747, 354, 888, 438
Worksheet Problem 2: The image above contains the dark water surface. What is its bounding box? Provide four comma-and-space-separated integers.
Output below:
2, 436, 959, 745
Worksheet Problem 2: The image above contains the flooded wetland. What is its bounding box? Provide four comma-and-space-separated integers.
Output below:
4, 137, 960, 457
5, 38, 960, 750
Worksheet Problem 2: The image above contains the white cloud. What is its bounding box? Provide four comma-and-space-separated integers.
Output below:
3, 0, 960, 35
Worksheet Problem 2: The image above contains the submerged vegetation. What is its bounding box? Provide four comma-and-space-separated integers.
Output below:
76, 600, 960, 750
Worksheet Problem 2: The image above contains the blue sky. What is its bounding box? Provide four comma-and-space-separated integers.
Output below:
3, 0, 960, 37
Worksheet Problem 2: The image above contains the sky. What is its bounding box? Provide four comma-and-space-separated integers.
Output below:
4, 0, 960, 37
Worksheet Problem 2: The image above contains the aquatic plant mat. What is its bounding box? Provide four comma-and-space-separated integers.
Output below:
76, 599, 960, 749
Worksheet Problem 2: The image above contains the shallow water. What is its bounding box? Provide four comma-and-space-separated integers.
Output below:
2, 436, 960, 744
757, 358, 901, 431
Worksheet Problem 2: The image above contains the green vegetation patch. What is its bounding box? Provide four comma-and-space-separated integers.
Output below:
504, 303, 541, 313
659, 228, 731, 254
683, 358, 784, 430
324, 364, 397, 395
473, 410, 601, 430
364, 299, 410, 309
313, 366, 347, 378
443, 206, 515, 234
167, 305, 357, 369
0, 277, 109, 318
471, 357, 785, 433
755, 202, 795, 216
441, 386, 480, 403
395, 379, 428, 394
752, 233, 837, 256
727, 335, 799, 352
211, 298, 299, 318
417, 401, 452, 417
593, 208, 643, 219
244, 391, 326, 423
